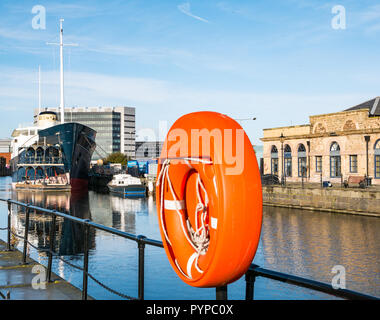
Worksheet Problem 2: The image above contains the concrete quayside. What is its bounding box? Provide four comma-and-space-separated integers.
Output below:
0, 239, 91, 300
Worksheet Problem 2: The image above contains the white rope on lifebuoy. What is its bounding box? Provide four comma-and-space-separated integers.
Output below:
157, 157, 213, 278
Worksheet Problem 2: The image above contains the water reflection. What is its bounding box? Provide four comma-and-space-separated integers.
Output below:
11, 190, 95, 256
88, 193, 151, 234
260, 206, 380, 296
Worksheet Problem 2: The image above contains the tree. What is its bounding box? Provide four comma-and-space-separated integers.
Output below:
103, 152, 130, 165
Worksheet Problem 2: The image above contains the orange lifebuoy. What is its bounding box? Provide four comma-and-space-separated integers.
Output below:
156, 111, 262, 287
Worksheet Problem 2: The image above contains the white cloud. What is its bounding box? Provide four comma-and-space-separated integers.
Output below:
0, 66, 372, 144
177, 2, 209, 23
0, 27, 47, 42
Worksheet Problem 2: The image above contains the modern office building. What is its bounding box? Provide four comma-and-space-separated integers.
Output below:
34, 106, 136, 160
135, 141, 163, 160
261, 97, 380, 185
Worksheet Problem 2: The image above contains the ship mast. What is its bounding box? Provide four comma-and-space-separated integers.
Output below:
59, 18, 65, 124
38, 65, 41, 114
47, 19, 78, 124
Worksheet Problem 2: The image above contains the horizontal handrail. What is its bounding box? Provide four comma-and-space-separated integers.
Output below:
0, 198, 378, 300
247, 264, 378, 300
2, 198, 162, 247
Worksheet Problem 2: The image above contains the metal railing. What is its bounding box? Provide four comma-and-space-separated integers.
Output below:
0, 198, 378, 301
0, 290, 10, 300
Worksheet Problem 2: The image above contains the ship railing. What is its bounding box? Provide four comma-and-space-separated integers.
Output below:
44, 157, 63, 164
0, 198, 378, 301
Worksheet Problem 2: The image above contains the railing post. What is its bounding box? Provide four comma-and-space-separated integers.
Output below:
245, 272, 256, 300
7, 201, 12, 251
137, 235, 146, 300
22, 207, 30, 264
82, 220, 90, 300
216, 285, 228, 300
47, 214, 57, 282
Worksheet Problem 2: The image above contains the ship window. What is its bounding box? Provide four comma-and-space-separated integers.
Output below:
36, 167, 44, 179
26, 167, 35, 180
17, 167, 26, 181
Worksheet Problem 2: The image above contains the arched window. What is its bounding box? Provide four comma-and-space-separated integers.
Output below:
26, 147, 35, 164
35, 167, 45, 179
271, 145, 278, 176
330, 142, 340, 152
17, 167, 26, 182
375, 139, 380, 178
36, 147, 44, 164
46, 146, 59, 164
298, 144, 307, 177
25, 166, 35, 180
330, 142, 341, 177
284, 145, 292, 177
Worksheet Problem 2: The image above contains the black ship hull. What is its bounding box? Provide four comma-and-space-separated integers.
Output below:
12, 123, 96, 192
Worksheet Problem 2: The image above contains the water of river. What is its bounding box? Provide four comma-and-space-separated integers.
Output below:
0, 176, 379, 300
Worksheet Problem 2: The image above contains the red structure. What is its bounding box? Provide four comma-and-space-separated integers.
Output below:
0, 152, 11, 165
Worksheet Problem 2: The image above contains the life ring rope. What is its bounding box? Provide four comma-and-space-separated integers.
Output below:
157, 157, 213, 278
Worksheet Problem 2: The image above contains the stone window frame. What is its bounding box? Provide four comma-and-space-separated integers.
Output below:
315, 156, 322, 173
284, 144, 292, 177
271, 145, 279, 176
297, 144, 307, 177
375, 139, 380, 179
349, 155, 358, 173
330, 141, 341, 178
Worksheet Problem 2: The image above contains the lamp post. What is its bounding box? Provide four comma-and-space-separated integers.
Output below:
280, 133, 285, 186
364, 136, 370, 186
234, 117, 257, 121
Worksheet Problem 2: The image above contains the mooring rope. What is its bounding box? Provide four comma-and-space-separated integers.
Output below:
156, 157, 212, 278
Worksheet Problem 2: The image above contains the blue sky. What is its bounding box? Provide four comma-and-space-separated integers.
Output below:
1, 0, 380, 144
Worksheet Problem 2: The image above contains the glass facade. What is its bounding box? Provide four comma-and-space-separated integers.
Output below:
64, 111, 121, 157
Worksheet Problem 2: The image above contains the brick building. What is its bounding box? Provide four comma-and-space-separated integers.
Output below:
261, 97, 380, 185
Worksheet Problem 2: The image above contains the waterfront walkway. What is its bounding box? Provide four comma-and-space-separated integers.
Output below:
275, 181, 380, 191
0, 239, 88, 300
263, 182, 380, 217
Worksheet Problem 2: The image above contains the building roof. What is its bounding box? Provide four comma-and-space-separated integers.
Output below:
344, 97, 380, 116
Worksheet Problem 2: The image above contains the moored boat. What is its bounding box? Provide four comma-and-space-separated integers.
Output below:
10, 112, 96, 192
107, 174, 147, 197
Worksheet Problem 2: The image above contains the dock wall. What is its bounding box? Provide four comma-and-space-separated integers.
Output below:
262, 186, 380, 217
